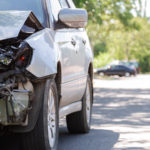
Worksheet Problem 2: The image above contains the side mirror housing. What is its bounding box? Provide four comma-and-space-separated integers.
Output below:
58, 8, 88, 28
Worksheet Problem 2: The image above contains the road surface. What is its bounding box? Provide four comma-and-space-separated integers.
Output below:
1, 75, 150, 150
59, 75, 150, 150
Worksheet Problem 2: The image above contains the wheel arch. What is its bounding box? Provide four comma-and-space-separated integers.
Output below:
55, 61, 62, 105
88, 62, 93, 82
88, 62, 94, 103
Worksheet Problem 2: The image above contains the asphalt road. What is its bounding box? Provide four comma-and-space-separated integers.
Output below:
59, 75, 150, 150
1, 74, 150, 150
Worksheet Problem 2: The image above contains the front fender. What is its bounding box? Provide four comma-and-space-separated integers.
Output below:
25, 28, 60, 78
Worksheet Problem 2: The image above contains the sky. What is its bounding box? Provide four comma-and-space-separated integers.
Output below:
143, 0, 150, 17
137, 0, 150, 17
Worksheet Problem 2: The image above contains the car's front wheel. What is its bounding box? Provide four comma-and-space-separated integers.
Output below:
21, 79, 59, 150
66, 76, 93, 133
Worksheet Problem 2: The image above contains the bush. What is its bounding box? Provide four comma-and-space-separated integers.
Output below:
94, 53, 113, 68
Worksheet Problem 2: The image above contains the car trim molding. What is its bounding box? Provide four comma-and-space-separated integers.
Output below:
59, 101, 82, 118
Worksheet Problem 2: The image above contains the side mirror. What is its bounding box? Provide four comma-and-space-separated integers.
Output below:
58, 8, 88, 28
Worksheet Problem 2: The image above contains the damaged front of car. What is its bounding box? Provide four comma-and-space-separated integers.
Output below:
0, 11, 58, 131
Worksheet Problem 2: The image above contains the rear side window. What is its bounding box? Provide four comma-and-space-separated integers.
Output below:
111, 65, 116, 69
118, 66, 125, 69
116, 66, 121, 69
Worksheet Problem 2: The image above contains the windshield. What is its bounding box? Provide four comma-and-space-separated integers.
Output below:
0, 0, 45, 24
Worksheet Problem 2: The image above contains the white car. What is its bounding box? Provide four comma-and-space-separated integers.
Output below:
0, 0, 93, 150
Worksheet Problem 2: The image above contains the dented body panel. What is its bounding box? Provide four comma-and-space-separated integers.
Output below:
26, 29, 59, 77
0, 11, 30, 41
0, 11, 42, 41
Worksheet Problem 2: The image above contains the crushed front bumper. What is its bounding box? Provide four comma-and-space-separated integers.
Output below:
0, 85, 31, 126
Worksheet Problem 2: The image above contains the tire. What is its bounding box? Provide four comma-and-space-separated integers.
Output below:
99, 72, 104, 76
0, 127, 6, 136
66, 76, 93, 133
134, 72, 137, 76
21, 79, 59, 150
125, 72, 130, 77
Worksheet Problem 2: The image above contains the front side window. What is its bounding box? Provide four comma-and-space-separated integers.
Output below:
59, 0, 69, 8
67, 0, 76, 8
50, 0, 61, 21
0, 0, 45, 24
110, 65, 116, 69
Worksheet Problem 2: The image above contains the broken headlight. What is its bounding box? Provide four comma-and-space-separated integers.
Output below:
15, 42, 33, 68
0, 41, 33, 71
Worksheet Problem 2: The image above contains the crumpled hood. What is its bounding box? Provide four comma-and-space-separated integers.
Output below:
0, 11, 42, 41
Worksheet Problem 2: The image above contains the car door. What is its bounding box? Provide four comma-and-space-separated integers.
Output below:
48, 0, 87, 107
67, 0, 90, 90
60, 0, 87, 80
120, 66, 127, 75
107, 65, 114, 75
113, 65, 120, 75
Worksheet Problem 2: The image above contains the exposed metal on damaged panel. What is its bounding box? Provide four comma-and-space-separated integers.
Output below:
26, 28, 59, 77
0, 10, 43, 41
0, 11, 31, 41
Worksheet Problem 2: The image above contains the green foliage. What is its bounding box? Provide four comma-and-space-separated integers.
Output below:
94, 42, 107, 56
73, 0, 135, 26
94, 52, 113, 68
73, 0, 150, 72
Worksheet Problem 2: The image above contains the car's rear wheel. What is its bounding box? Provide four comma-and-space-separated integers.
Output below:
125, 72, 130, 77
66, 76, 93, 133
99, 72, 104, 76
21, 79, 59, 150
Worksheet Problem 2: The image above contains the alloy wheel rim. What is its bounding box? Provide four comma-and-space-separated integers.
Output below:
47, 88, 56, 148
86, 83, 91, 126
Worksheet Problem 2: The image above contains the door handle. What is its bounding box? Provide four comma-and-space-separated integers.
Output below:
71, 39, 76, 46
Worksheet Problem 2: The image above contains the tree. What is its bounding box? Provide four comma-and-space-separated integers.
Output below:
73, 0, 135, 26
73, 0, 150, 72
134, 0, 148, 18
